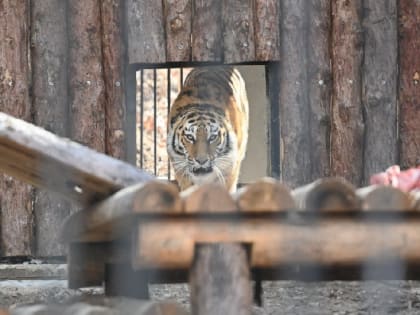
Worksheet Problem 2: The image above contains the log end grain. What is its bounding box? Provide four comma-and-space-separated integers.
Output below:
357, 185, 414, 211
293, 177, 358, 211
181, 183, 237, 213
236, 177, 296, 211
133, 180, 183, 213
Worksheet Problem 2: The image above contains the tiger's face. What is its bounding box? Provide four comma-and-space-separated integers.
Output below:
168, 107, 237, 186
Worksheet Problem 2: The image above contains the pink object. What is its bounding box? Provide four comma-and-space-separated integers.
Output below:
370, 165, 420, 192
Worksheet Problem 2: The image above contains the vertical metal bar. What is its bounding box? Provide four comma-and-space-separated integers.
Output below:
167, 68, 171, 180
139, 69, 144, 169
180, 67, 184, 89
267, 63, 281, 179
124, 65, 137, 165
153, 68, 157, 176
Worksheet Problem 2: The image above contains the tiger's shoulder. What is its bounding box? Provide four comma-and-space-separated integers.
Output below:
169, 66, 249, 136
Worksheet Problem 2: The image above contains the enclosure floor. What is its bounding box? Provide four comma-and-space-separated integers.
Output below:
2, 281, 420, 314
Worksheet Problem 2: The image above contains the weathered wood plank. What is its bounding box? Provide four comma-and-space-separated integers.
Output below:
164, 0, 192, 62
0, 112, 154, 205
362, 0, 398, 184
101, 0, 126, 160
0, 0, 34, 256
222, 0, 255, 63
68, 0, 106, 152
127, 0, 166, 64
254, 0, 280, 61
62, 181, 181, 242
190, 243, 252, 315
135, 216, 420, 269
31, 0, 70, 257
292, 178, 358, 211
279, 0, 310, 188
330, 0, 364, 186
307, 0, 332, 180
191, 0, 223, 62
398, 0, 420, 168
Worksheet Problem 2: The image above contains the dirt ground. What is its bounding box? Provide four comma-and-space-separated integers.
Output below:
2, 281, 420, 314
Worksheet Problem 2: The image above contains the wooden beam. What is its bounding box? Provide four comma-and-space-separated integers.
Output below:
0, 112, 153, 205
134, 215, 420, 269
61, 181, 181, 242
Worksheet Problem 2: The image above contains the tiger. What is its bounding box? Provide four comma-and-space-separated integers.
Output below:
167, 66, 249, 193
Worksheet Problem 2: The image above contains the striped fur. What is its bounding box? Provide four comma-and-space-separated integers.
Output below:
167, 66, 249, 192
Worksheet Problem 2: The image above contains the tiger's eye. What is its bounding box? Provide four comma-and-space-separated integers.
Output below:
208, 135, 217, 142
185, 134, 194, 142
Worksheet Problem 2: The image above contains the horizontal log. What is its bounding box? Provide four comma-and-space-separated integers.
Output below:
134, 216, 420, 269
411, 191, 420, 210
181, 183, 237, 213
356, 185, 413, 211
0, 112, 153, 205
235, 177, 295, 211
292, 177, 359, 211
62, 181, 181, 242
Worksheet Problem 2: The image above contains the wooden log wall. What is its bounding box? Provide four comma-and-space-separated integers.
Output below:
0, 0, 419, 257
0, 0, 126, 257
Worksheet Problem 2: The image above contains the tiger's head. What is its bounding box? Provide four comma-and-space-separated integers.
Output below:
167, 105, 237, 187
167, 67, 249, 192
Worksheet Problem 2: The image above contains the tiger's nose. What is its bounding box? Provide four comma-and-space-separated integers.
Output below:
196, 157, 209, 165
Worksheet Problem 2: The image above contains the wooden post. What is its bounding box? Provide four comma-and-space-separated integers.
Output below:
330, 0, 364, 186
68, 0, 106, 152
254, 0, 280, 61
191, 0, 223, 62
307, 0, 332, 180
292, 178, 358, 211
0, 0, 34, 256
31, 0, 70, 257
279, 0, 311, 188
126, 0, 166, 64
190, 243, 252, 315
163, 0, 192, 62
356, 186, 413, 211
362, 0, 398, 184
101, 0, 126, 161
235, 177, 295, 212
222, 0, 255, 63
181, 184, 252, 314
398, 0, 420, 168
